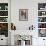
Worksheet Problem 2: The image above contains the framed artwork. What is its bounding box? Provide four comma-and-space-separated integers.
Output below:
19, 9, 28, 21
38, 29, 46, 37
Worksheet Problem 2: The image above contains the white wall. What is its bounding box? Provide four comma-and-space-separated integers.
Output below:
11, 0, 38, 45
11, 0, 46, 30
11, 0, 38, 30
11, 0, 46, 46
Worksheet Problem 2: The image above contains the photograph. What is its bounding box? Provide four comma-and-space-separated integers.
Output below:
19, 9, 28, 21
38, 29, 46, 37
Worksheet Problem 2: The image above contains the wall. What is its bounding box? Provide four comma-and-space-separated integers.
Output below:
11, 0, 38, 30
11, 0, 46, 46
11, 0, 38, 45
11, 0, 46, 30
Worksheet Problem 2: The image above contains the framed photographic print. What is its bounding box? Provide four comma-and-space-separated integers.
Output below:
38, 29, 46, 37
19, 9, 28, 21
